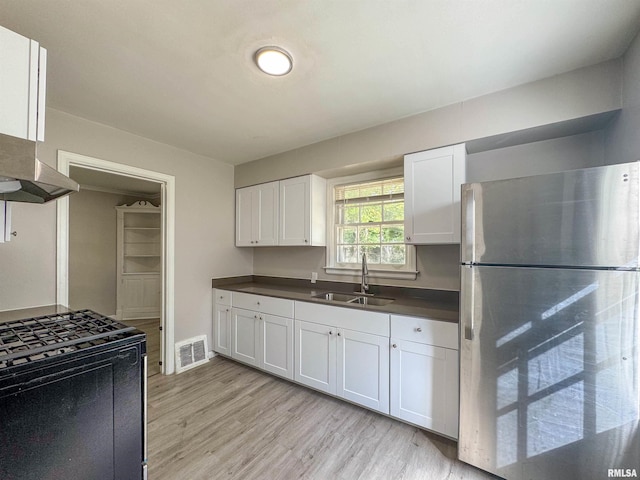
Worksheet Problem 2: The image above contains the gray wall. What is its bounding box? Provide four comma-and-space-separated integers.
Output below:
466, 131, 605, 183
236, 60, 621, 188
606, 31, 640, 164
68, 189, 148, 315
253, 132, 607, 291
0, 109, 253, 351
244, 61, 622, 292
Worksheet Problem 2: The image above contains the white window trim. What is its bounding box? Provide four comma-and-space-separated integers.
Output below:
324, 167, 418, 281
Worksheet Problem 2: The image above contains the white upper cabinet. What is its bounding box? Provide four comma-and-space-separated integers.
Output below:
279, 174, 326, 246
404, 143, 466, 244
0, 25, 47, 141
235, 181, 279, 247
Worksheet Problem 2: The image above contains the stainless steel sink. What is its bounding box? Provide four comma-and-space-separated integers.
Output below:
347, 296, 394, 306
312, 292, 394, 306
313, 292, 358, 302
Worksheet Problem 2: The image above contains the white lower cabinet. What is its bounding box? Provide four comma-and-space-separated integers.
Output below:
294, 301, 390, 414
294, 319, 336, 394
390, 315, 459, 439
231, 309, 294, 380
232, 308, 260, 367
337, 328, 389, 413
214, 291, 459, 437
223, 291, 295, 380
294, 320, 389, 414
261, 313, 294, 380
213, 303, 232, 356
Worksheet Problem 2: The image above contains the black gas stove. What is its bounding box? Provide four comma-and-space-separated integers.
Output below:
0, 308, 147, 479
0, 308, 136, 370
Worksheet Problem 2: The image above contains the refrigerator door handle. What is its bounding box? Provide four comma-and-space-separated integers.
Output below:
462, 266, 474, 340
462, 185, 475, 264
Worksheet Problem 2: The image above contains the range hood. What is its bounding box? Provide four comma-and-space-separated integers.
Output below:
0, 133, 79, 203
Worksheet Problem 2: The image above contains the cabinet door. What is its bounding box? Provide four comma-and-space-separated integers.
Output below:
390, 339, 459, 438
235, 187, 254, 246
213, 304, 232, 356
119, 275, 161, 320
404, 143, 466, 244
231, 308, 259, 367
255, 181, 279, 246
260, 314, 293, 380
0, 26, 44, 141
294, 320, 336, 394
279, 176, 311, 246
337, 329, 389, 414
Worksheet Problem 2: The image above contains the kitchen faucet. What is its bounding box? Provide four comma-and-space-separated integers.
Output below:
360, 253, 369, 294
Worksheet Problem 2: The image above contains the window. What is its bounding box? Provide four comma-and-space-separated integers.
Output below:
326, 171, 417, 280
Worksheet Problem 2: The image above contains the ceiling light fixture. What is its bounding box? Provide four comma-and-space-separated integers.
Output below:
254, 46, 293, 76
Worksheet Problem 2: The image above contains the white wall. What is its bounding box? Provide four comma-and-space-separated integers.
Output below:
605, 31, 640, 164
0, 109, 253, 350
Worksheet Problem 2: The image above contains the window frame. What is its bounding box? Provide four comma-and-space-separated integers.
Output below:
324, 168, 418, 280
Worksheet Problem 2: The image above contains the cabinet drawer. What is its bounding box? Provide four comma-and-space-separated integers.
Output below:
233, 292, 293, 317
295, 301, 389, 337
214, 289, 232, 306
391, 315, 458, 350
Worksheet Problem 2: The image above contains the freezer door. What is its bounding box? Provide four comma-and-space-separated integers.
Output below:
461, 162, 640, 267
459, 265, 639, 480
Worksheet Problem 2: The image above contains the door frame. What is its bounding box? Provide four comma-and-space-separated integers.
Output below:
56, 150, 176, 374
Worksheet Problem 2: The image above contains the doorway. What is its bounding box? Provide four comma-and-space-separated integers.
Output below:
56, 151, 176, 375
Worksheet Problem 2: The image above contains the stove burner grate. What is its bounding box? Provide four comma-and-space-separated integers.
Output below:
0, 309, 135, 369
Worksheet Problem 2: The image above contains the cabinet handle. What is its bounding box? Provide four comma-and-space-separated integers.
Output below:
256, 240, 259, 244
337, 332, 341, 337
254, 315, 258, 319
304, 239, 308, 243
406, 236, 411, 241
392, 344, 397, 348
250, 241, 254, 244
328, 330, 333, 336
219, 295, 224, 299
226, 308, 229, 312
415, 327, 422, 332
256, 301, 260, 306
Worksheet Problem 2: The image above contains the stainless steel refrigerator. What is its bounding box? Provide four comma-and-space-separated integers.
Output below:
459, 162, 640, 480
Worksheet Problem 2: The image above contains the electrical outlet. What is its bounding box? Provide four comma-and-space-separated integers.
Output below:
311, 272, 318, 283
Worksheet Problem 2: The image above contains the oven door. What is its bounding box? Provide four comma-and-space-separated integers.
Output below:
0, 339, 145, 480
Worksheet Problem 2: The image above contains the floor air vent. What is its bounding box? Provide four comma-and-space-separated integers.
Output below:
175, 335, 209, 373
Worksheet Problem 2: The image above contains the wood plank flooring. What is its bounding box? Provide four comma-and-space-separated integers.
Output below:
147, 356, 498, 480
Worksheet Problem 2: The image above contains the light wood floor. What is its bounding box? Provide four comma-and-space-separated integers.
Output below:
147, 356, 498, 480
122, 318, 161, 377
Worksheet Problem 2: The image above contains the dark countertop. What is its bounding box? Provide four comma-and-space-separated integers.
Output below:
212, 276, 459, 323
0, 304, 72, 324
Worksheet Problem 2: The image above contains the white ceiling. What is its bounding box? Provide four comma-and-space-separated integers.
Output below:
2, 1, 640, 165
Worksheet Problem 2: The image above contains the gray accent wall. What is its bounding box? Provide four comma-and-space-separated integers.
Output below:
235, 59, 621, 188
247, 60, 617, 292
68, 189, 147, 316
606, 31, 640, 165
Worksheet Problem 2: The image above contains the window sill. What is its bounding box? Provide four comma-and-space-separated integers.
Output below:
324, 266, 418, 281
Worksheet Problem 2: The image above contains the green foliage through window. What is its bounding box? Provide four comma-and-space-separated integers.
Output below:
334, 177, 406, 266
